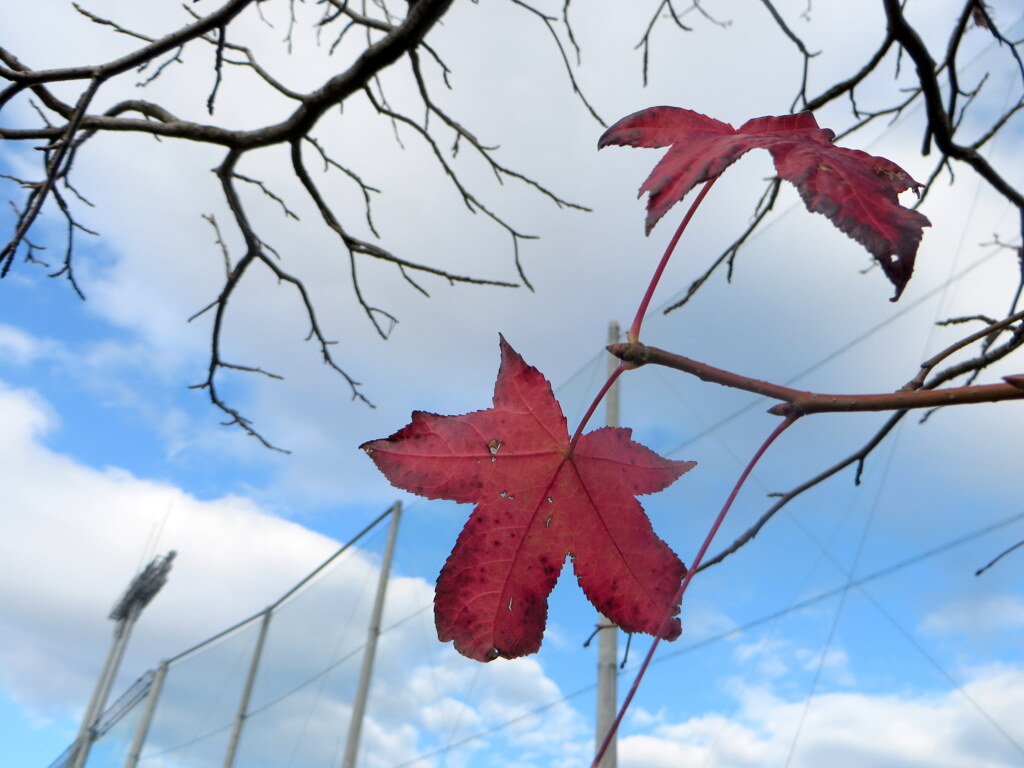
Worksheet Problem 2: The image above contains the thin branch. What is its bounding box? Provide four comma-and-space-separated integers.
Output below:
304, 135, 381, 236
363, 86, 539, 289
206, 26, 227, 114
182, 2, 307, 100
757, 0, 819, 110
695, 322, 1024, 570
976, 538, 1024, 576
291, 138, 516, 287
1, 0, 256, 90
609, 340, 1024, 415
408, 51, 590, 213
72, 3, 155, 43
904, 308, 1024, 390
508, 0, 606, 126
662, 178, 780, 314
636, 1, 694, 87
201, 213, 233, 277
805, 31, 895, 111
883, 0, 1024, 214
1, 77, 101, 277
233, 173, 301, 220
192, 150, 290, 451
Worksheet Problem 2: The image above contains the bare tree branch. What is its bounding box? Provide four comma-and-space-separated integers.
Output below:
1, 0, 597, 446
694, 317, 1024, 571
4, 0, 1022, 463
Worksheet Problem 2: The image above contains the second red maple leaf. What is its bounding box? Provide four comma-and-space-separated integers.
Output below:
361, 336, 696, 661
599, 107, 931, 300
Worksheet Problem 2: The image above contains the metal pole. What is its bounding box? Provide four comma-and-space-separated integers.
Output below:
71, 611, 138, 768
222, 609, 272, 768
595, 321, 620, 768
70, 551, 176, 768
72, 620, 127, 763
340, 501, 402, 768
124, 661, 168, 768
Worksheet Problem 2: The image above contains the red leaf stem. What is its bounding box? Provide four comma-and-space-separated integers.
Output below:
590, 414, 800, 768
628, 179, 716, 343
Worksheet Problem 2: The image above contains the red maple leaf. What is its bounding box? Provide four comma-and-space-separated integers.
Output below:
598, 107, 931, 300
361, 337, 695, 661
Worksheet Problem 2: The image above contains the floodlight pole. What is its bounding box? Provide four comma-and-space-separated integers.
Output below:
70, 551, 176, 768
595, 321, 620, 768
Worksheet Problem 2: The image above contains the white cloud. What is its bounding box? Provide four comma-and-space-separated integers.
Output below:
731, 636, 840, 684
795, 646, 854, 687
0, 381, 589, 767
0, 324, 49, 365
0, 380, 339, 714
620, 665, 1024, 768
923, 594, 1024, 637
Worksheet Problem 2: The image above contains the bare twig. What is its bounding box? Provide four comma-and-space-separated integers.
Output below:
758, 0, 819, 110
662, 178, 780, 314
610, 341, 1024, 416
508, 0, 605, 126
5, 0, 607, 445
693, 322, 1024, 570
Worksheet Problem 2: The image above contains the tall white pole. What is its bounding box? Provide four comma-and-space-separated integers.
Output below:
595, 321, 620, 768
222, 608, 272, 768
124, 662, 168, 768
341, 501, 402, 768
70, 614, 136, 768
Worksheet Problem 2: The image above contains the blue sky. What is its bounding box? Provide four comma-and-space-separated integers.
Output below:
3, 1, 1024, 766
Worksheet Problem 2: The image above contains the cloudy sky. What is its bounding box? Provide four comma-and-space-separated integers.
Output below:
3, 1, 1024, 766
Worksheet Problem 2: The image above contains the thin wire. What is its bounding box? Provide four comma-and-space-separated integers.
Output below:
140, 631, 257, 762
438, 664, 483, 768
557, 347, 608, 429
139, 720, 236, 761
283, 527, 387, 766
654, 511, 1024, 665
783, 426, 900, 765
854, 581, 1024, 756
696, 438, 868, 767
135, 502, 173, 576
650, 352, 1023, 759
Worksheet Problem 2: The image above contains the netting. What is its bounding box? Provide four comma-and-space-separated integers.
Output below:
64, 507, 401, 768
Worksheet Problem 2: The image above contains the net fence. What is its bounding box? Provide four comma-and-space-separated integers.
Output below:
57, 499, 590, 768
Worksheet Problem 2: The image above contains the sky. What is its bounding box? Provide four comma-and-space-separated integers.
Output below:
2, 1, 1024, 766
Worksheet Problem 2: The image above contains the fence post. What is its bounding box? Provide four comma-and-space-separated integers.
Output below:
123, 662, 168, 768
340, 501, 402, 768
222, 609, 272, 768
